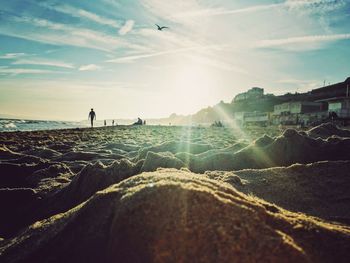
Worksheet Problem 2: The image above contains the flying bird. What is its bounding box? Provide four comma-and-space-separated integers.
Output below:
155, 24, 169, 31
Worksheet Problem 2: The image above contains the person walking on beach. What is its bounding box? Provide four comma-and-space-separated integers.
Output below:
88, 108, 96, 128
104, 120, 106, 126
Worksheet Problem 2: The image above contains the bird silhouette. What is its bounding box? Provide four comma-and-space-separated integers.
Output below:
155, 24, 169, 31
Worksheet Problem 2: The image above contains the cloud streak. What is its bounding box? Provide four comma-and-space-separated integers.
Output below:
285, 0, 346, 12
0, 68, 59, 75
40, 3, 121, 28
173, 0, 345, 18
79, 64, 102, 71
256, 33, 350, 48
1, 15, 125, 52
0, 53, 27, 59
119, 20, 135, 35
106, 44, 226, 63
12, 58, 74, 68
173, 3, 283, 18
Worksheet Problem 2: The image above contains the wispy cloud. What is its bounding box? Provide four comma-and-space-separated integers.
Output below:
1, 15, 125, 52
285, 0, 346, 13
119, 20, 135, 35
106, 44, 226, 63
256, 33, 350, 49
173, 3, 283, 18
186, 54, 248, 74
41, 3, 120, 28
0, 68, 59, 75
12, 58, 74, 68
0, 53, 27, 59
107, 50, 180, 63
79, 64, 102, 71
12, 16, 66, 30
172, 0, 345, 19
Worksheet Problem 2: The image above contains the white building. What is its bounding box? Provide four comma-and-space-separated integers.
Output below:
273, 101, 322, 115
234, 87, 264, 102
273, 101, 324, 125
327, 98, 350, 118
234, 111, 271, 126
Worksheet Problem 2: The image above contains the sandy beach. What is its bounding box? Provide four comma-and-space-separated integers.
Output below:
0, 123, 349, 262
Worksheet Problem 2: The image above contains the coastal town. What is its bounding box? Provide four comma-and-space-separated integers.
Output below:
230, 77, 350, 127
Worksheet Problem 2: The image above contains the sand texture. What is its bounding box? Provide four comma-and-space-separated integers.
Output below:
0, 123, 350, 262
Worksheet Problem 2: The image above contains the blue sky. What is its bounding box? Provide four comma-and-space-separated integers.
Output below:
0, 0, 349, 120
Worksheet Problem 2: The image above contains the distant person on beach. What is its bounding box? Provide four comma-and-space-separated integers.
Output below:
112, 120, 115, 126
104, 120, 106, 126
133, 117, 143, 125
329, 111, 338, 122
143, 120, 146, 125
88, 108, 96, 128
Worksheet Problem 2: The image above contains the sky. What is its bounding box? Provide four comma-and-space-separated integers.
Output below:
0, 0, 350, 121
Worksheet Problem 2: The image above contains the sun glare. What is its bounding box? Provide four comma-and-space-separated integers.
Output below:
170, 62, 216, 111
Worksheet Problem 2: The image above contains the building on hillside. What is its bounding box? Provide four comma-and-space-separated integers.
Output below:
310, 77, 350, 100
234, 111, 271, 126
297, 111, 329, 126
273, 101, 322, 115
317, 97, 350, 119
244, 112, 271, 126
233, 87, 264, 102
272, 101, 325, 125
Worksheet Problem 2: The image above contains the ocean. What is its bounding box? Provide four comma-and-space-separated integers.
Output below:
0, 118, 91, 132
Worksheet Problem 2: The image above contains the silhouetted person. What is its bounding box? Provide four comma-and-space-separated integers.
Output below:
112, 120, 115, 126
133, 117, 143, 125
329, 111, 338, 122
88, 108, 96, 128
143, 120, 146, 125
104, 120, 106, 126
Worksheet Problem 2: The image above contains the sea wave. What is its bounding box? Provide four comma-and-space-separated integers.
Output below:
4, 122, 17, 129
0, 118, 87, 132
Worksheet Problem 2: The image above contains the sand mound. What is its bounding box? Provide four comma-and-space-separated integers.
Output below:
0, 188, 42, 238
261, 129, 350, 166
137, 141, 213, 160
0, 145, 45, 166
253, 134, 274, 147
57, 159, 142, 205
102, 142, 140, 152
308, 123, 350, 138
38, 159, 139, 208
1, 169, 350, 263
27, 163, 74, 194
0, 162, 51, 188
183, 129, 350, 172
176, 151, 236, 173
0, 159, 142, 237
195, 142, 248, 158
23, 147, 61, 159
54, 151, 106, 162
209, 160, 350, 224
0, 146, 22, 159
141, 151, 185, 172
29, 163, 73, 182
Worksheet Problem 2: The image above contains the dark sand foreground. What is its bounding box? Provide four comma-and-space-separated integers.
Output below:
1, 123, 350, 262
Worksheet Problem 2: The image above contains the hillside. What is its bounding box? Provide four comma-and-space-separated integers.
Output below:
147, 95, 283, 125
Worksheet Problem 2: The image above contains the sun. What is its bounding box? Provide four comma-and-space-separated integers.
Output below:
169, 62, 216, 113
